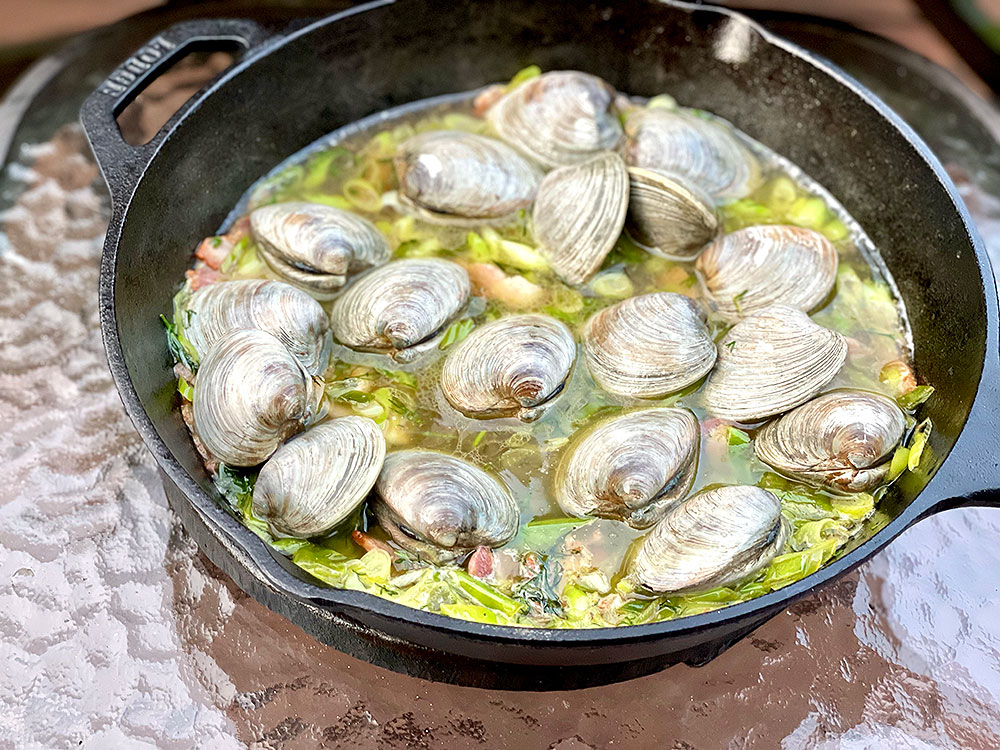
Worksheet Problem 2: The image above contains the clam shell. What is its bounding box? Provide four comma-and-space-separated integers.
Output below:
440, 314, 576, 421
250, 201, 390, 299
184, 279, 331, 375
625, 167, 718, 260
755, 389, 906, 492
193, 329, 320, 466
629, 485, 788, 594
624, 108, 761, 201
252, 417, 386, 538
394, 130, 542, 222
532, 152, 629, 284
487, 70, 624, 168
582, 292, 717, 399
554, 407, 699, 529
329, 259, 470, 362
373, 450, 518, 562
702, 305, 847, 422
697, 225, 838, 323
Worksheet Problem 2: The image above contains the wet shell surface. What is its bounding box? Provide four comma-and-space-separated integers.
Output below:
624, 108, 761, 201
329, 259, 471, 362
582, 292, 717, 399
702, 305, 848, 422
626, 167, 718, 260
250, 201, 390, 299
532, 152, 630, 284
440, 314, 576, 421
755, 389, 906, 492
487, 70, 624, 168
697, 225, 838, 323
394, 130, 542, 222
184, 279, 332, 375
193, 329, 320, 466
372, 450, 519, 562
554, 407, 700, 529
252, 417, 386, 538
629, 485, 788, 594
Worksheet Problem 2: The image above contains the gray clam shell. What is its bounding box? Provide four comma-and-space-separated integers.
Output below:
582, 292, 717, 399
755, 389, 906, 492
373, 450, 518, 563
193, 329, 319, 466
329, 259, 471, 362
629, 485, 788, 594
702, 305, 847, 422
184, 279, 332, 375
252, 417, 386, 538
554, 407, 700, 529
625, 167, 718, 261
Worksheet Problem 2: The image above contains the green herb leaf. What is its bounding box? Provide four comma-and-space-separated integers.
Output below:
439, 318, 475, 350
160, 314, 199, 371
898, 385, 934, 410
726, 427, 751, 446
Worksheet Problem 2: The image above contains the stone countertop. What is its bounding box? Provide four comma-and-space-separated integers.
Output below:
2, 8, 1000, 749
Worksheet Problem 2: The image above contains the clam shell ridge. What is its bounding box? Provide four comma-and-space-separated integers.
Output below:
624, 108, 761, 201
329, 259, 471, 362
373, 450, 519, 562
184, 279, 332, 375
441, 314, 576, 421
582, 292, 717, 399
554, 407, 700, 529
755, 389, 906, 492
532, 152, 629, 285
252, 417, 386, 538
626, 167, 718, 261
697, 225, 838, 323
250, 201, 390, 299
629, 485, 788, 594
487, 70, 624, 168
394, 130, 542, 221
193, 328, 319, 467
702, 304, 848, 422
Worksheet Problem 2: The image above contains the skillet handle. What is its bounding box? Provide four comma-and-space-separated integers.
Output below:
80, 19, 272, 205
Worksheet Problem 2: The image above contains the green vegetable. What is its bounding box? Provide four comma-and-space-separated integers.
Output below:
438, 318, 475, 349
160, 314, 199, 371
907, 418, 932, 471
342, 178, 382, 212
301, 192, 353, 210
887, 445, 910, 481
302, 146, 354, 190
176, 376, 194, 401
518, 517, 592, 551
438, 602, 512, 625
590, 271, 634, 299
898, 385, 934, 410
472, 430, 486, 448
507, 64, 541, 89
726, 427, 751, 446
646, 94, 677, 110
373, 386, 422, 424
786, 196, 829, 229
449, 570, 524, 617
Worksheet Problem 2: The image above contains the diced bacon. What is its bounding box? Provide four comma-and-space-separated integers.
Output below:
352, 530, 394, 554
464, 262, 545, 309
185, 264, 221, 290
473, 85, 505, 117
195, 236, 231, 270
467, 546, 495, 579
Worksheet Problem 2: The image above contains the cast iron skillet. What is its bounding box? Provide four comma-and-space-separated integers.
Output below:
81, 0, 1000, 689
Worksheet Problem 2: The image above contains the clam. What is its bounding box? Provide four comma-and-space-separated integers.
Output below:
252, 417, 386, 538
554, 407, 699, 529
702, 305, 847, 422
394, 130, 542, 222
624, 108, 761, 201
249, 201, 390, 299
755, 389, 906, 492
184, 279, 331, 375
329, 259, 470, 362
373, 450, 519, 562
441, 314, 576, 421
487, 70, 624, 168
582, 292, 716, 399
629, 485, 788, 594
697, 225, 838, 322
626, 167, 718, 260
532, 152, 629, 285
193, 329, 321, 466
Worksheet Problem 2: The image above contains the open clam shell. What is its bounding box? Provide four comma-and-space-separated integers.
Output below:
329, 259, 470, 362
702, 305, 847, 422
626, 167, 718, 260
629, 485, 788, 594
373, 450, 519, 563
532, 152, 629, 284
252, 417, 386, 538
394, 130, 542, 223
440, 314, 576, 421
486, 70, 624, 168
184, 279, 331, 375
755, 389, 906, 492
582, 292, 717, 399
250, 201, 390, 299
554, 407, 699, 529
697, 225, 838, 323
